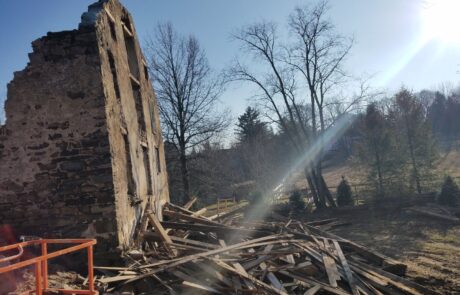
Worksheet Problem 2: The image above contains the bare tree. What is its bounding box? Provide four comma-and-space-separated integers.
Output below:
145, 23, 229, 204
288, 2, 353, 170
228, 1, 372, 209
228, 21, 335, 208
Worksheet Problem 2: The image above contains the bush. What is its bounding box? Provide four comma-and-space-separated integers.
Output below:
289, 190, 305, 214
248, 191, 263, 205
438, 176, 460, 207
337, 176, 354, 207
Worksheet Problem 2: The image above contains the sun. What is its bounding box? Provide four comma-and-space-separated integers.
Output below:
421, 0, 460, 44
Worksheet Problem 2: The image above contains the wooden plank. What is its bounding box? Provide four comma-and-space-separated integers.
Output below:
333, 239, 359, 295
279, 270, 350, 295
211, 259, 289, 295
304, 224, 407, 276
98, 275, 136, 284
306, 218, 338, 226
181, 281, 221, 294
208, 202, 248, 220
351, 259, 441, 295
196, 262, 234, 287
252, 245, 287, 293
303, 285, 321, 295
147, 213, 177, 257
322, 254, 340, 287
144, 232, 219, 249
183, 197, 197, 210
163, 209, 220, 226
120, 234, 289, 287
191, 207, 207, 217
232, 262, 256, 290
160, 221, 270, 236
121, 22, 133, 37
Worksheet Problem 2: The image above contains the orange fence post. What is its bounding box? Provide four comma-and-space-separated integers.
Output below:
41, 240, 48, 289
0, 239, 97, 295
35, 261, 42, 295
87, 245, 95, 292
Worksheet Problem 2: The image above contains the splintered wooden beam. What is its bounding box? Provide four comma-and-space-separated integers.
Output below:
181, 280, 221, 294
147, 212, 177, 257
278, 271, 350, 295
163, 209, 220, 226
183, 197, 197, 210
211, 258, 289, 295
303, 285, 321, 295
191, 207, 207, 217
160, 221, 270, 236
333, 240, 359, 295
351, 259, 441, 295
304, 224, 407, 276
208, 202, 248, 220
322, 254, 340, 287
143, 231, 219, 250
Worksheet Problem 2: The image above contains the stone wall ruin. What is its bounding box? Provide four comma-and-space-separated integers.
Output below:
0, 0, 169, 254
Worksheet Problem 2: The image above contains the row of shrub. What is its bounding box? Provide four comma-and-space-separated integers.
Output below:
287, 175, 460, 215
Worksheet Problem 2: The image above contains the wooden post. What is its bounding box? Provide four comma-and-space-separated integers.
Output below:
41, 240, 48, 289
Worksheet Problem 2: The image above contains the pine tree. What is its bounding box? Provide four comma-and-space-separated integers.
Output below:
236, 107, 269, 143
391, 88, 438, 193
337, 176, 353, 206
289, 191, 305, 214
357, 103, 404, 197
438, 176, 460, 207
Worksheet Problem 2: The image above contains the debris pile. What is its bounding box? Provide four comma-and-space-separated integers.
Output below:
95, 202, 440, 295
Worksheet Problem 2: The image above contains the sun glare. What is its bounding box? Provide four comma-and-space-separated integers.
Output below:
421, 0, 460, 44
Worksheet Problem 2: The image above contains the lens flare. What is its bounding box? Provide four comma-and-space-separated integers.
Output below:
227, 114, 356, 242
421, 0, 460, 44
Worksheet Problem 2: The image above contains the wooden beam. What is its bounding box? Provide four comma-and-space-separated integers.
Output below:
160, 221, 270, 236
183, 197, 197, 210
163, 209, 219, 226
147, 212, 177, 257
333, 239, 359, 295
191, 207, 207, 217
303, 285, 321, 295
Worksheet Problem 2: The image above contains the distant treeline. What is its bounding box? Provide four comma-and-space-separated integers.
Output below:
164, 87, 460, 205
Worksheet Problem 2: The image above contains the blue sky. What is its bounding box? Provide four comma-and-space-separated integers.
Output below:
1, 0, 459, 123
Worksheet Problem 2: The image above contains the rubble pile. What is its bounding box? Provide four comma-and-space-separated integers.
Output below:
95, 202, 440, 295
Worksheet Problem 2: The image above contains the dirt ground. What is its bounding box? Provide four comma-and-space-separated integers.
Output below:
326, 207, 460, 294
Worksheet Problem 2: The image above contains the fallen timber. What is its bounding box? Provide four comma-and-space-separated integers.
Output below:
95, 202, 440, 294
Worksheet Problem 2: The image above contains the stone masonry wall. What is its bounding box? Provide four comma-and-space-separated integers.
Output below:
0, 28, 118, 252
95, 0, 170, 249
0, 0, 170, 253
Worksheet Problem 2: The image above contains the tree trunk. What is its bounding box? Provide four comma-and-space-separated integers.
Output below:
404, 114, 422, 194
179, 147, 190, 204
373, 140, 385, 197
408, 138, 422, 194
305, 168, 321, 208
319, 173, 336, 207
310, 168, 327, 209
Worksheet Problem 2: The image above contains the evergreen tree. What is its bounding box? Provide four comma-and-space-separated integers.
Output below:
391, 88, 438, 193
427, 92, 447, 138
357, 103, 404, 197
438, 176, 460, 207
236, 107, 270, 143
289, 190, 305, 214
337, 176, 353, 206
235, 107, 278, 195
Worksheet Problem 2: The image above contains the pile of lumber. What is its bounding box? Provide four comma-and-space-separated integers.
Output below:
95, 202, 439, 295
